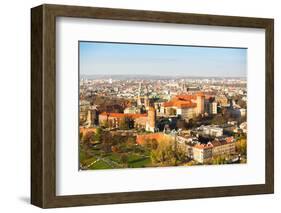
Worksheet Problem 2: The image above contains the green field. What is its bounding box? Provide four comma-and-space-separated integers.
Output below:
80, 145, 152, 170
80, 152, 152, 170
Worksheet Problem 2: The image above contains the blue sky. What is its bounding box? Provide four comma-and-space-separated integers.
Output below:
79, 41, 247, 77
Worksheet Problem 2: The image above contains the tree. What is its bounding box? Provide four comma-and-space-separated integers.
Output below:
212, 155, 227, 164
101, 120, 109, 128
150, 138, 186, 166
79, 131, 98, 166
151, 139, 158, 150
111, 145, 119, 153
236, 138, 247, 156
80, 139, 92, 160
82, 131, 94, 144
127, 137, 135, 145
143, 138, 159, 150
176, 119, 187, 130
101, 132, 113, 152
211, 111, 232, 125
79, 132, 83, 142
120, 154, 129, 166
93, 127, 102, 142
187, 119, 195, 128
187, 116, 201, 128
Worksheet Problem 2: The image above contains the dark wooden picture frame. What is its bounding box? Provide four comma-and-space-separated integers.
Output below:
31, 4, 274, 208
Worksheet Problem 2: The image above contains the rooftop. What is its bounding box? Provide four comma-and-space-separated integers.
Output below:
163, 99, 197, 108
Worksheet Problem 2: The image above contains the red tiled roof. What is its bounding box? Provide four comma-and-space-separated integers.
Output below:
226, 137, 234, 143
211, 140, 222, 147
136, 133, 173, 144
163, 100, 197, 108
163, 93, 206, 108
194, 143, 213, 149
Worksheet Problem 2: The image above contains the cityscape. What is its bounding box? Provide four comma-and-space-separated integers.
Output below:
79, 42, 247, 170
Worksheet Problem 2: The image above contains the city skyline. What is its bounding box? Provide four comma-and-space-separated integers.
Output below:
79, 41, 247, 78
79, 41, 247, 170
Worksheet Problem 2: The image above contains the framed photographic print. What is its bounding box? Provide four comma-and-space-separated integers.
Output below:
31, 4, 274, 208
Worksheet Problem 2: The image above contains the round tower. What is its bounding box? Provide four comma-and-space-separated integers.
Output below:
196, 94, 205, 115
146, 107, 156, 132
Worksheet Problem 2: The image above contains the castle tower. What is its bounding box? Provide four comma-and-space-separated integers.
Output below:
86, 108, 99, 127
146, 107, 156, 132
196, 94, 205, 115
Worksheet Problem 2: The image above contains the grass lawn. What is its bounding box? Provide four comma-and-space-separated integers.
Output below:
107, 152, 122, 163
80, 142, 153, 169
88, 160, 113, 169
128, 156, 151, 168
80, 156, 97, 166
126, 153, 151, 168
